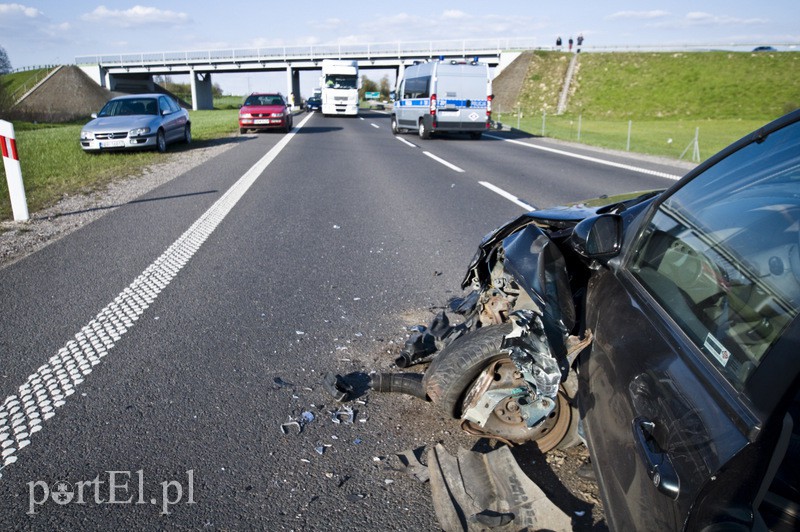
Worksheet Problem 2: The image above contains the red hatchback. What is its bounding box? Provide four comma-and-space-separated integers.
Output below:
238, 93, 293, 133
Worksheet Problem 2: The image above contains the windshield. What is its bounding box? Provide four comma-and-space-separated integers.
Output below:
98, 98, 158, 117
244, 95, 285, 106
629, 118, 800, 387
324, 75, 357, 89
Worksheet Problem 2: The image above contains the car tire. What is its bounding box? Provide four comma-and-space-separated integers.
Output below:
470, 132, 483, 140
418, 119, 431, 140
183, 124, 192, 144
156, 130, 167, 153
423, 323, 575, 451
391, 115, 399, 135
239, 128, 247, 135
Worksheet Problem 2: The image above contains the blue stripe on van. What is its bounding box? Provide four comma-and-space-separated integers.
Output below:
397, 99, 487, 109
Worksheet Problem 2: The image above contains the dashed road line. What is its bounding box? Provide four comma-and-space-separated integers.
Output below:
423, 151, 464, 173
479, 181, 536, 211
485, 134, 683, 180
396, 137, 417, 148
370, 123, 380, 129
0, 112, 313, 481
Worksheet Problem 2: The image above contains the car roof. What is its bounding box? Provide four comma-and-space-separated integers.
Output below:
110, 94, 164, 100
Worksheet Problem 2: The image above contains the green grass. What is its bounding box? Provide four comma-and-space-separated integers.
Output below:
572, 52, 800, 120
0, 108, 239, 221
495, 50, 800, 160
494, 112, 767, 160
1, 68, 53, 101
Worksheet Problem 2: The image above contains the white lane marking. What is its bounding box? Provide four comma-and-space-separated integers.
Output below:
484, 134, 683, 180
479, 181, 536, 211
396, 137, 416, 148
359, 117, 365, 121
423, 151, 465, 173
0, 112, 314, 481
370, 123, 380, 129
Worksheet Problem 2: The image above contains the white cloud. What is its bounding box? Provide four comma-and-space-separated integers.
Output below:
0, 3, 42, 18
442, 10, 467, 20
80, 5, 190, 27
606, 10, 670, 20
684, 11, 768, 26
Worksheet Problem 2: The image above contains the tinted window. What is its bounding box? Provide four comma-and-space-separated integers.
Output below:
629, 119, 800, 387
403, 76, 430, 99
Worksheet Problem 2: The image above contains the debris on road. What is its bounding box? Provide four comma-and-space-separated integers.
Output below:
428, 443, 572, 531
322, 373, 353, 403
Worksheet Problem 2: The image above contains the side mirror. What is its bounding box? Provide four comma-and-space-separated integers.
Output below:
570, 214, 623, 259
91, 113, 98, 119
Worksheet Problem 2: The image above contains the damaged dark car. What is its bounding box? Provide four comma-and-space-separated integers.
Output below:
373, 109, 800, 531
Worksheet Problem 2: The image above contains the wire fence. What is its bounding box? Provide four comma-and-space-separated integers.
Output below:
493, 108, 769, 162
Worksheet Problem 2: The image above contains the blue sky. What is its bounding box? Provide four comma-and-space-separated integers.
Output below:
1, 1, 798, 96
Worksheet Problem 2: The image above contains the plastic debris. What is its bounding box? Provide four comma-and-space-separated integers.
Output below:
396, 447, 430, 483
323, 373, 355, 402
281, 421, 302, 435
331, 406, 354, 424
301, 411, 315, 423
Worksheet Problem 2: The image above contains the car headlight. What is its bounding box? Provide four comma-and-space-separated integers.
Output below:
240, 113, 252, 118
80, 130, 94, 140
270, 112, 284, 117
129, 127, 150, 137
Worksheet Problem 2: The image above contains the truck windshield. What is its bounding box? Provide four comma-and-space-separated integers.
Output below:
325, 75, 357, 89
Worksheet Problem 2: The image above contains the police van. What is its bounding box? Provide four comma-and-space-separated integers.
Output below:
391, 59, 492, 140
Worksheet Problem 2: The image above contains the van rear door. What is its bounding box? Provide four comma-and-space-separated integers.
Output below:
435, 65, 488, 132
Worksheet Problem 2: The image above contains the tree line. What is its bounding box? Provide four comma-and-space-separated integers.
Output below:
359, 74, 392, 101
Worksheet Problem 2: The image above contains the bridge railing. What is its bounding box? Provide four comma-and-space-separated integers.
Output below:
75, 38, 540, 65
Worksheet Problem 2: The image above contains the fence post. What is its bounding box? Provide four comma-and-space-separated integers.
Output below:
0, 120, 30, 221
542, 110, 546, 136
626, 120, 632, 151
577, 114, 582, 141
517, 107, 521, 130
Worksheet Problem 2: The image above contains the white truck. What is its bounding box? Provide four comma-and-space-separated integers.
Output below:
320, 60, 359, 116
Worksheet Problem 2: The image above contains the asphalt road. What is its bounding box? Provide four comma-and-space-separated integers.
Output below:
0, 110, 690, 529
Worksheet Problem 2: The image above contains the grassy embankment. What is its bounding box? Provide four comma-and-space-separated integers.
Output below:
495, 51, 800, 159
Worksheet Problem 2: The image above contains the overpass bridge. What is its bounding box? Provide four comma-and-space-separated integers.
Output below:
75, 38, 537, 109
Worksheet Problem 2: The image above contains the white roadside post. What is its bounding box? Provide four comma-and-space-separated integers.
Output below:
0, 119, 29, 221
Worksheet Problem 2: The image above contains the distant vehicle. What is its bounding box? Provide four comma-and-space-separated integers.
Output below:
375, 109, 800, 531
80, 94, 190, 153
320, 60, 359, 116
391, 59, 492, 140
753, 46, 777, 52
305, 96, 322, 112
238, 93, 292, 134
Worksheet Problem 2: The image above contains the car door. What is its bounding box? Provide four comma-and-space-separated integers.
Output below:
578, 114, 800, 530
158, 96, 182, 141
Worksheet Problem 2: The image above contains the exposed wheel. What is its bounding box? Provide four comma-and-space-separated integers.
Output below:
418, 119, 431, 139
391, 115, 399, 135
156, 129, 167, 153
424, 324, 575, 450
183, 124, 192, 144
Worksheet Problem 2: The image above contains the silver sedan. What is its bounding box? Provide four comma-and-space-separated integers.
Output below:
80, 94, 191, 153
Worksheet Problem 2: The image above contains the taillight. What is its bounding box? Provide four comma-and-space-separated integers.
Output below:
430, 93, 437, 115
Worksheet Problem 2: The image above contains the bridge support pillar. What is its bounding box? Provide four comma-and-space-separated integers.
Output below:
190, 69, 214, 110
285, 66, 300, 109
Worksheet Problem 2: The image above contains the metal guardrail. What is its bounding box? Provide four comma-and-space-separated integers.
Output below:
75, 39, 797, 66
75, 38, 540, 65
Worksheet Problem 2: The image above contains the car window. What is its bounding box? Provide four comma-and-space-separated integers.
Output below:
629, 119, 800, 388
158, 96, 172, 114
